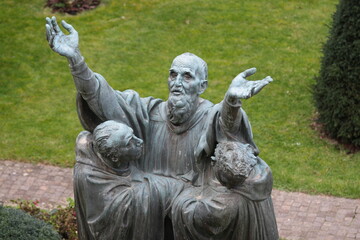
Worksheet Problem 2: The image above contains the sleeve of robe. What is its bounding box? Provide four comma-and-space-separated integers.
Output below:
69, 58, 162, 140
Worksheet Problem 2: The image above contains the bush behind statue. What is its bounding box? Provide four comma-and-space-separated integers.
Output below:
0, 205, 61, 240
314, 0, 360, 149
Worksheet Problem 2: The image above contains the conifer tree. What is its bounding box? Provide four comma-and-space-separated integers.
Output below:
314, 0, 360, 147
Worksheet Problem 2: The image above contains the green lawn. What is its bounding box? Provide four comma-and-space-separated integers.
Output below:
1, 0, 359, 198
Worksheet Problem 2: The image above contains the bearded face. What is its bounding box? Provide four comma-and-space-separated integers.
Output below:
167, 53, 208, 125
168, 93, 198, 125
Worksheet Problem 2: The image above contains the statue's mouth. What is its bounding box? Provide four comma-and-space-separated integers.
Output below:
171, 89, 184, 95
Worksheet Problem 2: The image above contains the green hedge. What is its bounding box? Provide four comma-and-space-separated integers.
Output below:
314, 0, 360, 147
0, 205, 60, 240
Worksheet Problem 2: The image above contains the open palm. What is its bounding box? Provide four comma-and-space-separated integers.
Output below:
228, 68, 273, 99
45, 16, 79, 58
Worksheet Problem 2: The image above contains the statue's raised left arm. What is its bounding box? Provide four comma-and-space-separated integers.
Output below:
220, 67, 273, 131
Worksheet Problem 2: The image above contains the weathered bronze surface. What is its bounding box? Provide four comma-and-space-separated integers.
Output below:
46, 16, 279, 240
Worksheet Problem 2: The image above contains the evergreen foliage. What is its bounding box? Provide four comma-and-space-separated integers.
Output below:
12, 199, 77, 240
0, 205, 61, 240
314, 0, 360, 147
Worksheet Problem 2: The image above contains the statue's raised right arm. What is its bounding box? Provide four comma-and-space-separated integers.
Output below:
46, 16, 141, 130
45, 16, 102, 99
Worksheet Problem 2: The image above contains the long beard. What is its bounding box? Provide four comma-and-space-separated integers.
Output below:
168, 94, 198, 125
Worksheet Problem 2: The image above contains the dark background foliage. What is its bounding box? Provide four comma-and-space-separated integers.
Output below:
45, 0, 101, 15
314, 0, 360, 149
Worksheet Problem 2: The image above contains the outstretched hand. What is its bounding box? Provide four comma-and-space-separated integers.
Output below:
45, 16, 79, 58
227, 68, 273, 100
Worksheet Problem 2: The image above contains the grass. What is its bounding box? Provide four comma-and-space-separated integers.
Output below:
1, 0, 359, 198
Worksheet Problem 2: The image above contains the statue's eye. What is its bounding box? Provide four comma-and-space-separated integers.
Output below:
170, 72, 177, 79
184, 73, 192, 81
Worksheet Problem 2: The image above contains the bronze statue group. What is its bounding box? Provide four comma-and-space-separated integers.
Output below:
46, 16, 279, 240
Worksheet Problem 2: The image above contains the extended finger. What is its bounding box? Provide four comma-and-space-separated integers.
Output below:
46, 17, 51, 25
46, 17, 54, 31
263, 76, 273, 83
251, 78, 272, 95
46, 23, 56, 47
61, 20, 76, 34
51, 16, 62, 34
46, 17, 56, 37
240, 67, 257, 78
45, 24, 52, 42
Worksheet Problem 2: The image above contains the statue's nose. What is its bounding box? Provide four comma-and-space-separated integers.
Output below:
134, 137, 143, 146
174, 75, 182, 86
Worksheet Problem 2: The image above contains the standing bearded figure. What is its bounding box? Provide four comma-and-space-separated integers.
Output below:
46, 16, 278, 240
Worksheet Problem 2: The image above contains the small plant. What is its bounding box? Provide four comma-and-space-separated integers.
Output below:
48, 198, 77, 240
0, 205, 61, 240
11, 198, 77, 240
45, 0, 101, 15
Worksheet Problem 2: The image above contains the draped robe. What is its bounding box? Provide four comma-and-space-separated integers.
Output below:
71, 59, 278, 239
171, 157, 278, 240
74, 131, 184, 240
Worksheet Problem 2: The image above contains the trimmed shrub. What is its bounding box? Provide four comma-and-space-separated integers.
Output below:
12, 199, 77, 240
0, 205, 61, 240
314, 0, 360, 148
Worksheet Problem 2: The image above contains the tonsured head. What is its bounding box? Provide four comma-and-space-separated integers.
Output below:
93, 121, 143, 167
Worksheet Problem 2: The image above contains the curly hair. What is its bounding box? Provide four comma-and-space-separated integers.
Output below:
213, 141, 257, 187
